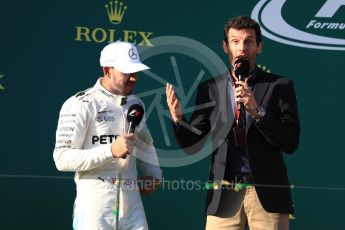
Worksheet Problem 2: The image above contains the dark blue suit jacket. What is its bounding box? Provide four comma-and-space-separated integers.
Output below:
173, 67, 300, 214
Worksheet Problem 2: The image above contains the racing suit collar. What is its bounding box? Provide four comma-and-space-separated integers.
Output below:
95, 77, 127, 106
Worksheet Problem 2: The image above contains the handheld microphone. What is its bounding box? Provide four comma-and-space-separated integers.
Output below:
234, 58, 250, 111
121, 104, 144, 159
127, 104, 144, 134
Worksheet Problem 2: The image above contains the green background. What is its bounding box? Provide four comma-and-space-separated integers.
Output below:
1, 0, 344, 229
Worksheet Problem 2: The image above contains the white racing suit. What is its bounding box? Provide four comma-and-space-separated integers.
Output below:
53, 78, 162, 230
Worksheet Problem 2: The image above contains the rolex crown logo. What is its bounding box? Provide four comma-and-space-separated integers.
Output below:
105, 0, 128, 24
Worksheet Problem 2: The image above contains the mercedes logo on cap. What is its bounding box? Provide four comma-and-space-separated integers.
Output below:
128, 48, 138, 59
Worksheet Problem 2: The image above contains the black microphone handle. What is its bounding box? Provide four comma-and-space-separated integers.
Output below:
237, 75, 244, 111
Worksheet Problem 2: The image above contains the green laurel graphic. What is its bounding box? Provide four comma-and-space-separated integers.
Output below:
257, 64, 271, 73
0, 74, 5, 91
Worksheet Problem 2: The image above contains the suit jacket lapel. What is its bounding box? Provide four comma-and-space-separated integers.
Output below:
215, 73, 234, 125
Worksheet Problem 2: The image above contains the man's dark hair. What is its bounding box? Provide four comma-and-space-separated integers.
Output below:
223, 15, 262, 45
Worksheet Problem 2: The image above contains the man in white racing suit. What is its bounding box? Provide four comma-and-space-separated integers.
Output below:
53, 41, 162, 230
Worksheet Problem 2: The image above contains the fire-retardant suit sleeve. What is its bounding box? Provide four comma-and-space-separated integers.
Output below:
135, 117, 162, 180
53, 96, 113, 172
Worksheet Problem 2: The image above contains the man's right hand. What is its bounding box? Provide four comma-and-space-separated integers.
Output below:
166, 83, 183, 123
111, 133, 135, 158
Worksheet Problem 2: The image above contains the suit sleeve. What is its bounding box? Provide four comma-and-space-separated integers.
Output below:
53, 97, 113, 171
254, 79, 300, 154
173, 82, 212, 153
135, 116, 162, 180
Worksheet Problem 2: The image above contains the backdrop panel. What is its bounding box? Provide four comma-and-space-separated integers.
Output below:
1, 0, 344, 229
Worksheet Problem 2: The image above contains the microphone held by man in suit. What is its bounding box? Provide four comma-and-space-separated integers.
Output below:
234, 58, 250, 111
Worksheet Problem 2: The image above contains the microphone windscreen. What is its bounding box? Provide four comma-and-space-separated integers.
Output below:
127, 104, 144, 126
234, 58, 250, 77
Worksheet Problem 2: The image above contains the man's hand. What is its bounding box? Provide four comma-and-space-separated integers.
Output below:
138, 176, 161, 196
235, 80, 258, 115
166, 83, 183, 123
111, 133, 135, 158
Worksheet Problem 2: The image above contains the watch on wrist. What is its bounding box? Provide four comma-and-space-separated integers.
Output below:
252, 106, 266, 119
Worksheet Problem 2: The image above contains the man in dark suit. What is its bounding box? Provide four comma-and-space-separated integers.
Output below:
166, 16, 299, 230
